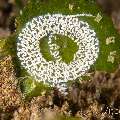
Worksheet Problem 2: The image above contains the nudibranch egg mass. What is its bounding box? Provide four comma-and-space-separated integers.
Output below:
17, 14, 99, 92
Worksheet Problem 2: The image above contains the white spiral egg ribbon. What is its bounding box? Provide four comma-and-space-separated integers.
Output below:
17, 14, 99, 92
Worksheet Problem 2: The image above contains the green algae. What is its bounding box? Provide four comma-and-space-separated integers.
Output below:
1, 0, 120, 100
40, 35, 79, 64
19, 76, 51, 100
39, 36, 55, 61
16, 0, 120, 72
54, 35, 79, 64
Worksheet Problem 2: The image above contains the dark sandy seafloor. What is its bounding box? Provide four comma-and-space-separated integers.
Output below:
1, 0, 120, 120
1, 55, 120, 120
